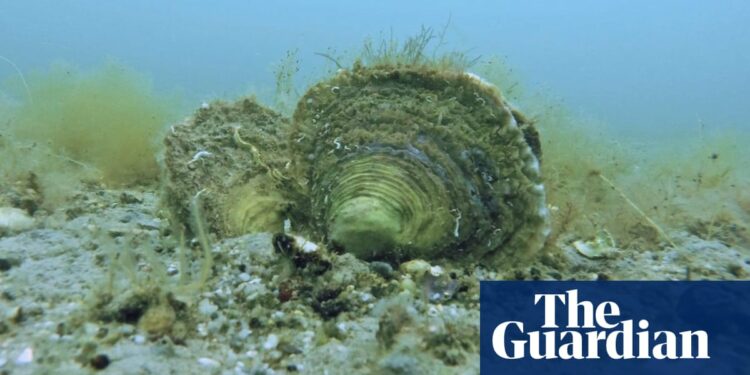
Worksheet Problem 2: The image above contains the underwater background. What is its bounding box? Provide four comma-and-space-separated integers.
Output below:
1, 1, 749, 374
2, 1, 749, 135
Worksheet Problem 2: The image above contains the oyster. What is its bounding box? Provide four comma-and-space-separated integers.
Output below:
163, 63, 549, 266
163, 98, 292, 237
288, 63, 548, 264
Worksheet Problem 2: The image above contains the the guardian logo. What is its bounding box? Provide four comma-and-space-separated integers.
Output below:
492, 289, 709, 360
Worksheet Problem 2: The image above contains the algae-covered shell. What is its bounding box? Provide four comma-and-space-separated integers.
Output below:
163, 98, 292, 236
289, 63, 549, 263
162, 64, 549, 266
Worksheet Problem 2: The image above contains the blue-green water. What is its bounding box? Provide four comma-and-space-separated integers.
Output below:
1, 1, 748, 136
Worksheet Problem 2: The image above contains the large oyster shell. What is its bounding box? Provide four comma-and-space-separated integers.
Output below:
288, 63, 548, 264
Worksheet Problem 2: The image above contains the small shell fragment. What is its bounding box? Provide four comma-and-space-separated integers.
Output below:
573, 230, 618, 259
15, 347, 33, 365
0, 207, 34, 235
197, 357, 220, 368
293, 236, 318, 253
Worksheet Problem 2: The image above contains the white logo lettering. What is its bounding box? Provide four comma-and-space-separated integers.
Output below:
492, 289, 710, 360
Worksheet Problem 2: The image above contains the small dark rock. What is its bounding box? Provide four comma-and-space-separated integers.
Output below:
529, 267, 541, 280
0, 258, 12, 272
316, 287, 342, 302
0, 258, 20, 272
279, 342, 303, 355
248, 316, 264, 329
90, 354, 111, 370
9, 306, 24, 324
728, 263, 747, 278
115, 294, 152, 324
65, 207, 86, 220
119, 192, 143, 204
272, 233, 295, 255
1, 289, 15, 301
312, 288, 348, 320
278, 281, 295, 303
286, 364, 301, 372
96, 327, 109, 339
292, 253, 331, 275
370, 261, 394, 279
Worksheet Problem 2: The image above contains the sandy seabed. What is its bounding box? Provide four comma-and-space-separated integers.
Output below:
0, 184, 748, 375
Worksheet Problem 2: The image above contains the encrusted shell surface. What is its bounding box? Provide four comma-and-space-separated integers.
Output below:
163, 64, 549, 266
288, 64, 548, 264
163, 98, 292, 236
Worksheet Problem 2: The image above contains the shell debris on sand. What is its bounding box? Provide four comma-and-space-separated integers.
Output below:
0, 207, 34, 235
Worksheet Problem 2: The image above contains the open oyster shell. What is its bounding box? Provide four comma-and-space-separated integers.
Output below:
288, 63, 548, 264
163, 63, 549, 266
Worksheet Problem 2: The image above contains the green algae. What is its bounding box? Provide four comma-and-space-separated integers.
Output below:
10, 62, 179, 186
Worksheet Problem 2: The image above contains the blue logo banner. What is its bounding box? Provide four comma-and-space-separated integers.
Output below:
480, 281, 750, 374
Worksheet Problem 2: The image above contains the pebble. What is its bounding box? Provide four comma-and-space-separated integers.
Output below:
120, 325, 135, 335
429, 265, 444, 277
0, 207, 34, 234
359, 292, 374, 302
427, 306, 439, 317
237, 328, 251, 339
9, 306, 23, 323
198, 299, 218, 316
0, 258, 16, 272
369, 261, 394, 279
336, 322, 348, 333
262, 334, 279, 350
238, 273, 251, 282
399, 278, 417, 294
400, 259, 431, 277
235, 362, 246, 372
83, 322, 100, 335
268, 350, 282, 360
224, 350, 238, 366
135, 217, 161, 231
197, 357, 220, 368
15, 347, 33, 365
90, 354, 111, 370
133, 335, 146, 344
